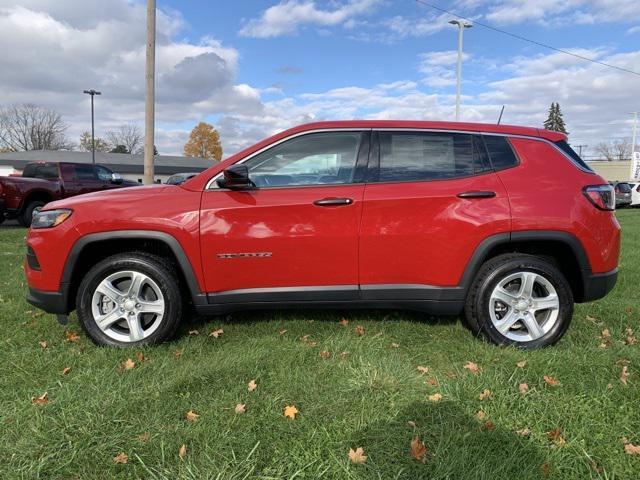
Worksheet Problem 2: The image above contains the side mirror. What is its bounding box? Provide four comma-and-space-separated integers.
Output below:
111, 173, 123, 184
216, 164, 254, 190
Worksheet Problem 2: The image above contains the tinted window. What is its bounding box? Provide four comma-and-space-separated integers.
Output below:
95, 166, 113, 181
377, 132, 478, 182
555, 140, 593, 172
74, 164, 96, 181
483, 135, 518, 170
617, 183, 632, 193
244, 131, 362, 187
22, 163, 58, 179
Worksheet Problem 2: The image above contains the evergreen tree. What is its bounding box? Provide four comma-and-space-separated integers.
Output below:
543, 102, 568, 135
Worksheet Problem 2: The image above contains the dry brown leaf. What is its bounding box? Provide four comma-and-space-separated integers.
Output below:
426, 377, 438, 386
39, 340, 47, 349
339, 351, 349, 359
601, 328, 611, 338
185, 410, 200, 422
543, 375, 560, 387
390, 342, 400, 348
484, 421, 495, 431
173, 349, 183, 358
61, 367, 71, 375
31, 391, 48, 405
137, 432, 151, 442
354, 325, 365, 336
479, 389, 492, 401
540, 462, 552, 477
519, 383, 529, 394
410, 437, 427, 462
135, 352, 147, 363
516, 360, 527, 368
113, 452, 128, 464
475, 410, 487, 421
279, 329, 287, 335
407, 420, 417, 428
348, 447, 367, 464
620, 365, 629, 385
248, 379, 257, 392
546, 428, 566, 446
300, 334, 317, 347
319, 350, 331, 359
178, 444, 187, 460
209, 328, 224, 338
65, 330, 80, 342
427, 393, 443, 402
339, 318, 349, 327
235, 403, 246, 414
284, 405, 299, 419
463, 361, 480, 375
121, 358, 136, 371
188, 329, 199, 336
416, 365, 430, 375
585, 314, 599, 324
516, 428, 531, 436
624, 328, 637, 345
624, 443, 640, 455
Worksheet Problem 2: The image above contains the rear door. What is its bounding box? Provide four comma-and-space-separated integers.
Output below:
358, 130, 511, 297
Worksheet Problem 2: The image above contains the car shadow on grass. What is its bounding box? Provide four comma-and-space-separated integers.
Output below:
347, 400, 548, 480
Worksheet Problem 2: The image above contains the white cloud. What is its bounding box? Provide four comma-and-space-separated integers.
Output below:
239, 0, 381, 38
419, 51, 470, 88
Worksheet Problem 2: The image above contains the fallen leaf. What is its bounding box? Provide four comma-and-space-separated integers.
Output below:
39, 341, 47, 349
607, 383, 614, 389
410, 437, 427, 462
31, 391, 48, 405
516, 360, 527, 368
475, 410, 487, 421
407, 420, 417, 428
319, 350, 331, 359
543, 375, 560, 387
348, 447, 367, 464
65, 330, 80, 342
339, 351, 349, 359
516, 428, 531, 436
339, 318, 349, 327
416, 365, 429, 375
391, 342, 400, 348
463, 361, 480, 374
300, 334, 316, 347
546, 428, 566, 446
137, 432, 151, 442
248, 380, 257, 392
60, 367, 71, 376
135, 352, 147, 363
426, 377, 438, 386
279, 329, 287, 335
601, 328, 611, 338
620, 365, 629, 385
479, 389, 492, 401
483, 421, 495, 430
121, 358, 136, 371
540, 462, 552, 477
585, 314, 600, 324
354, 325, 365, 336
624, 443, 640, 455
173, 349, 183, 358
427, 393, 443, 402
624, 328, 637, 345
284, 405, 299, 419
235, 403, 246, 414
519, 383, 529, 394
188, 329, 199, 336
178, 444, 187, 460
599, 328, 613, 348
113, 452, 128, 464
185, 410, 200, 422
209, 328, 224, 338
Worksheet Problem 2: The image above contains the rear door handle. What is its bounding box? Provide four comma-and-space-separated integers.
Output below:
456, 191, 496, 199
313, 197, 353, 206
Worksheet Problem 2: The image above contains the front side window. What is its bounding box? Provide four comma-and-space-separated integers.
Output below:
376, 132, 477, 182
243, 131, 363, 187
95, 166, 113, 181
74, 164, 97, 181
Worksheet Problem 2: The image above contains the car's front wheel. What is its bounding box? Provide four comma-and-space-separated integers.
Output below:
465, 254, 574, 349
76, 252, 183, 346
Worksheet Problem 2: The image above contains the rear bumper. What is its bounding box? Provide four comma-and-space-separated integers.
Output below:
26, 284, 70, 315
581, 268, 618, 303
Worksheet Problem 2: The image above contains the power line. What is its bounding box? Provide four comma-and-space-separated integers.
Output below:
414, 0, 640, 77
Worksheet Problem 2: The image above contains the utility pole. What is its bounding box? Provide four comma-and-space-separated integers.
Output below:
83, 89, 101, 165
144, 0, 156, 185
449, 20, 472, 121
631, 112, 639, 181
575, 145, 587, 157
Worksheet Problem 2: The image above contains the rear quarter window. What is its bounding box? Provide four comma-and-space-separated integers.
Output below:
554, 140, 594, 172
482, 135, 518, 170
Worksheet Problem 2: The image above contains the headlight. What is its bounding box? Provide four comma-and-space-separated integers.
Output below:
31, 209, 73, 229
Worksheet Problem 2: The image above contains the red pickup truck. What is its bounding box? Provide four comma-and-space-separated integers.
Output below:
0, 162, 138, 226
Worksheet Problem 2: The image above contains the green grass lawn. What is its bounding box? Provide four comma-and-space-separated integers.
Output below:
1, 211, 639, 479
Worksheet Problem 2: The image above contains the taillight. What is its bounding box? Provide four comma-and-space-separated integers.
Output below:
583, 185, 615, 211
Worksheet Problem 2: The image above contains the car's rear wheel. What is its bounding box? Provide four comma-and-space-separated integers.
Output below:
76, 252, 183, 346
465, 254, 573, 349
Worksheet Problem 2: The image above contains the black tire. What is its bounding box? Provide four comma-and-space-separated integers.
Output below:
76, 252, 183, 347
18, 200, 46, 227
464, 254, 573, 349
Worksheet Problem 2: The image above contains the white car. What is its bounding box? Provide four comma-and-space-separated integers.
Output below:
631, 182, 640, 207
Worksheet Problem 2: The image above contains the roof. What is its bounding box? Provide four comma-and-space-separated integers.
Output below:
0, 150, 213, 174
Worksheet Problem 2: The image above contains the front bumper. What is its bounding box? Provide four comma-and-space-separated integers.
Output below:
26, 284, 70, 315
581, 268, 618, 302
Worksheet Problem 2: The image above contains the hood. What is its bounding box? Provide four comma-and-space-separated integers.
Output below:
45, 184, 169, 210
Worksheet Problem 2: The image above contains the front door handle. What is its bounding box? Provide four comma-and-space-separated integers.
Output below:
457, 191, 496, 199
313, 197, 353, 206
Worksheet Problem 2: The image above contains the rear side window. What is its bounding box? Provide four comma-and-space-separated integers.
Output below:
483, 135, 518, 170
376, 132, 490, 182
554, 140, 593, 172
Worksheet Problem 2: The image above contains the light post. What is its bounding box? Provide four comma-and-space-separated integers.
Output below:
449, 20, 472, 121
83, 89, 101, 165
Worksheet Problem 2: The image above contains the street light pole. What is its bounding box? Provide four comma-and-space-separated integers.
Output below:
631, 111, 639, 181
449, 20, 472, 122
83, 89, 101, 165
144, 0, 156, 185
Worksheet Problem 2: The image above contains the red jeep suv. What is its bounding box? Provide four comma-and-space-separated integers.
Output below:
24, 121, 620, 348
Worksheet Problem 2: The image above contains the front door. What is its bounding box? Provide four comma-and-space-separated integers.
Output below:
200, 130, 370, 302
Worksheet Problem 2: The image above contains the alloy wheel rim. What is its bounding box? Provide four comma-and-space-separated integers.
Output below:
488, 271, 560, 342
91, 270, 165, 343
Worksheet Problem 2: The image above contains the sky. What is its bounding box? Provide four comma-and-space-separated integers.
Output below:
1, 0, 639, 159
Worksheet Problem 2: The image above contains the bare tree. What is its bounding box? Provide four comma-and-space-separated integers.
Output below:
595, 142, 614, 161
613, 137, 631, 161
0, 104, 71, 151
105, 124, 143, 154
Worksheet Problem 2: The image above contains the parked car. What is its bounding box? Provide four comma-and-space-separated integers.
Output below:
609, 181, 633, 208
24, 121, 620, 349
629, 182, 640, 207
166, 172, 198, 185
0, 162, 137, 226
